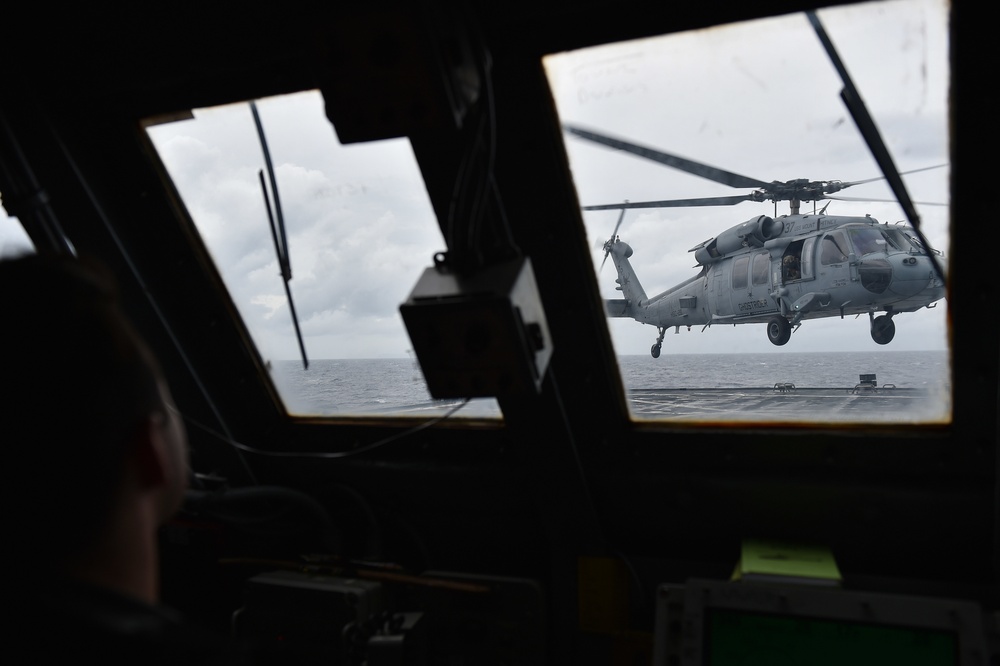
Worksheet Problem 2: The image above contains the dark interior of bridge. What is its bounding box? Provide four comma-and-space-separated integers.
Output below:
1, 1, 992, 663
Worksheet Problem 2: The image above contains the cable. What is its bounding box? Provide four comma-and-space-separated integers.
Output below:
185, 485, 343, 553
49, 124, 259, 486
444, 44, 520, 275
0, 106, 76, 255
176, 398, 472, 460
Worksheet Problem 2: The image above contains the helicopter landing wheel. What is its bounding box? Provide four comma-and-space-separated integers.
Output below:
651, 327, 667, 358
871, 315, 895, 345
766, 316, 792, 346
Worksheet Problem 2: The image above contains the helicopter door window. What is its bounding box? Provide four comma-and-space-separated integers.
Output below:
752, 253, 769, 286
782, 255, 800, 281
732, 256, 749, 290
782, 241, 804, 281
800, 237, 816, 280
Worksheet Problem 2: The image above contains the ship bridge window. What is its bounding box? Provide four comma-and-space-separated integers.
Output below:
145, 91, 501, 419
543, 0, 950, 424
0, 210, 35, 259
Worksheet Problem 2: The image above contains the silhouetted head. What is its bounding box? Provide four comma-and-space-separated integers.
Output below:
1, 253, 187, 567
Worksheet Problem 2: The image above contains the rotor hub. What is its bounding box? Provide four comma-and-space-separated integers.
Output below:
755, 179, 846, 203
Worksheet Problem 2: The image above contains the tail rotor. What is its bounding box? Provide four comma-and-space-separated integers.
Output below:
599, 204, 628, 272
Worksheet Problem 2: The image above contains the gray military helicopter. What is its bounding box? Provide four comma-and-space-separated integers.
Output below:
565, 124, 947, 358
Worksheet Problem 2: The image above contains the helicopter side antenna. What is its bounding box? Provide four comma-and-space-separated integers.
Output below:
807, 10, 946, 286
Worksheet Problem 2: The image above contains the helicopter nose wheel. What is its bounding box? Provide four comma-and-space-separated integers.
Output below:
870, 313, 896, 345
766, 316, 792, 346
651, 327, 667, 358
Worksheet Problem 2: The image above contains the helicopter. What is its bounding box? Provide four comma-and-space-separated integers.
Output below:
564, 124, 947, 358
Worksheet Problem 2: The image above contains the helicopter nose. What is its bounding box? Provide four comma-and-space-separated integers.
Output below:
858, 258, 892, 294
884, 254, 940, 298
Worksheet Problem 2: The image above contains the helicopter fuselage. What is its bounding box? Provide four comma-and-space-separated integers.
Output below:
604, 213, 945, 354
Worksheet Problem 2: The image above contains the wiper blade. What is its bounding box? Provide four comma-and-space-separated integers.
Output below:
807, 10, 946, 287
251, 101, 309, 370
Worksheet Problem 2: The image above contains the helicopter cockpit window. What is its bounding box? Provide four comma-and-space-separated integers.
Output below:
882, 226, 918, 252
821, 232, 850, 265
544, 0, 950, 424
144, 91, 502, 419
849, 226, 888, 256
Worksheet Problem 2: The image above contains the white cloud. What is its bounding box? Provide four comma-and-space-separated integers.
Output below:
1, 213, 34, 258
249, 292, 288, 320
143, 0, 948, 366
147, 90, 445, 361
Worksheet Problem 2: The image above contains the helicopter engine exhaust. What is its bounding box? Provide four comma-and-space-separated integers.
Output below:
694, 215, 781, 265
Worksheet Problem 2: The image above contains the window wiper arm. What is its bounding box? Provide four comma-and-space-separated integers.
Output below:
250, 101, 309, 369
807, 10, 947, 286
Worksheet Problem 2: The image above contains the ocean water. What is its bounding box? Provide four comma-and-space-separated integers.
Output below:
271, 350, 949, 423
617, 350, 949, 391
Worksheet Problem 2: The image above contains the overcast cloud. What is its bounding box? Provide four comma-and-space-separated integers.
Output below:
4, 0, 949, 364
147, 94, 445, 362
546, 0, 949, 356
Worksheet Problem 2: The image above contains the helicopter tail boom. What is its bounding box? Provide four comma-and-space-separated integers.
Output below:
603, 238, 648, 309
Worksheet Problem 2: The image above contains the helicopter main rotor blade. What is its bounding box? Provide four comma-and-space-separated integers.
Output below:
584, 194, 757, 211
826, 195, 948, 206
564, 124, 769, 190
841, 163, 949, 189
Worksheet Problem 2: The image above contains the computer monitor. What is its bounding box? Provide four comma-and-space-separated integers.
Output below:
653, 579, 989, 665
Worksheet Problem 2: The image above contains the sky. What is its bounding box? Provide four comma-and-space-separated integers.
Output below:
3, 0, 949, 363
545, 0, 950, 356
145, 95, 445, 363
0, 210, 32, 257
